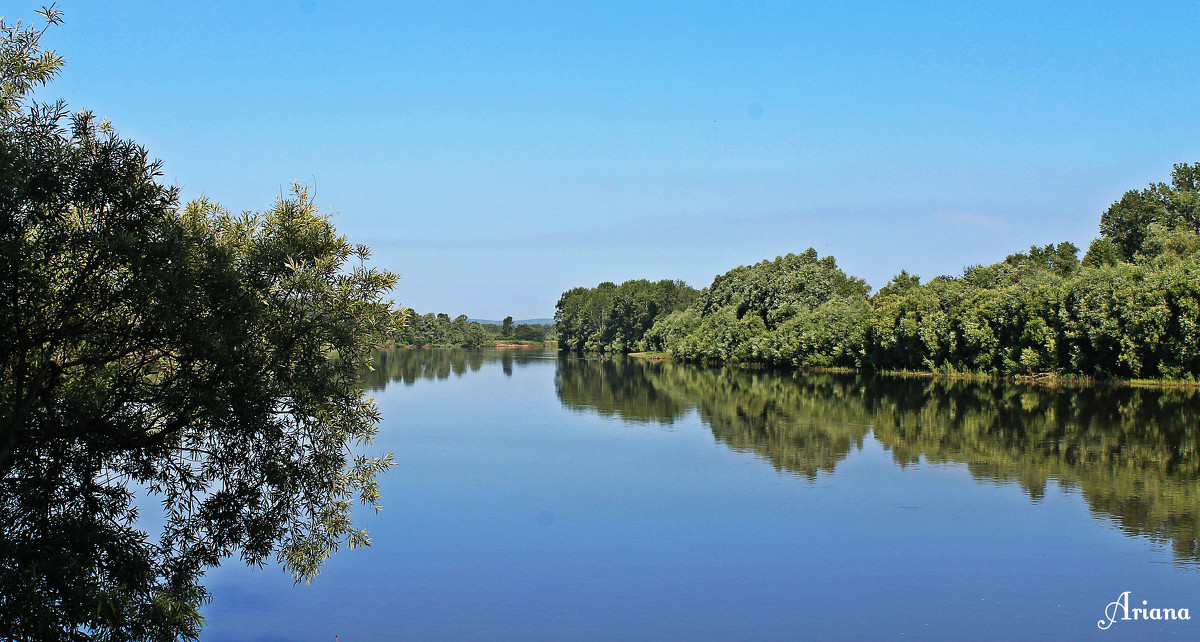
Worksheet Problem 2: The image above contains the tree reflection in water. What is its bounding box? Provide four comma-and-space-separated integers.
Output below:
556, 354, 1200, 566
363, 347, 550, 389
370, 348, 1200, 566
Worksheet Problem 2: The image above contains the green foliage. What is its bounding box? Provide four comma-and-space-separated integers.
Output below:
0, 5, 63, 117
1060, 260, 1200, 379
1082, 237, 1121, 268
691, 249, 869, 325
555, 279, 698, 353
771, 295, 872, 367
555, 166, 1200, 381
1100, 189, 1166, 261
1, 13, 397, 640
649, 249, 870, 365
393, 310, 492, 347
641, 308, 701, 354
513, 322, 547, 342
1138, 223, 1200, 265
1004, 241, 1079, 277
1100, 163, 1200, 261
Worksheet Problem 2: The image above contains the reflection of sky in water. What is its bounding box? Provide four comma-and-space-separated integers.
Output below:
200, 350, 1198, 640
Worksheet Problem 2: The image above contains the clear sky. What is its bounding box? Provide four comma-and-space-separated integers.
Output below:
13, 1, 1200, 318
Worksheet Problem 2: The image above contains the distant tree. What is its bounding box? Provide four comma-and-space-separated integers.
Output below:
462, 321, 492, 347
502, 315, 514, 339
514, 323, 546, 342
395, 310, 494, 347
555, 280, 697, 353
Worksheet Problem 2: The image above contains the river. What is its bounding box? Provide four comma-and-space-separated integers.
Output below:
199, 348, 1198, 640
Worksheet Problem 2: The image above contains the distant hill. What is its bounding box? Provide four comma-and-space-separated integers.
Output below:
469, 318, 555, 326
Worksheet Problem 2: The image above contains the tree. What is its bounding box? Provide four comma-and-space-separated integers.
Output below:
1003, 242, 1079, 277
1, 11, 398, 640
1100, 163, 1200, 261
1100, 189, 1166, 261
0, 4, 63, 117
501, 315, 514, 339
554, 280, 699, 353
513, 323, 546, 342
1082, 237, 1121, 268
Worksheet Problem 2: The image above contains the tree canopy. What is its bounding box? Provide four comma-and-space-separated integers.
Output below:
1099, 164, 1200, 261
392, 309, 492, 347
1, 11, 398, 640
643, 250, 871, 365
560, 166, 1200, 381
554, 279, 698, 353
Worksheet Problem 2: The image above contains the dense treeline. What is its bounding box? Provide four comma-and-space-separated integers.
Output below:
497, 315, 556, 342
555, 355, 1200, 564
554, 279, 698, 352
643, 250, 872, 365
392, 310, 494, 347
560, 164, 1200, 380
390, 310, 556, 347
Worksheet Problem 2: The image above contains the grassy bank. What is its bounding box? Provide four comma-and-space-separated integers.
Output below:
495, 340, 558, 348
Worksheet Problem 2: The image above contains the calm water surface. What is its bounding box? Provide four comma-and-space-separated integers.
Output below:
200, 348, 1199, 640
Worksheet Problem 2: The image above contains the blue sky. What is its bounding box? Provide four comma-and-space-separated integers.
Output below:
14, 1, 1200, 318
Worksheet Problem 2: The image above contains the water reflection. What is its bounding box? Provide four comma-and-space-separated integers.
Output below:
362, 347, 548, 390
556, 354, 1200, 566
371, 348, 1200, 567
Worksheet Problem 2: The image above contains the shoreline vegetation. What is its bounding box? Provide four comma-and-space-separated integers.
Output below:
383, 340, 557, 349
388, 310, 556, 348
559, 164, 1200, 388
493, 341, 557, 348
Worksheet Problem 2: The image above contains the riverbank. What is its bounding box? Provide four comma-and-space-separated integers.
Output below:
494, 341, 557, 349
381, 341, 558, 349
